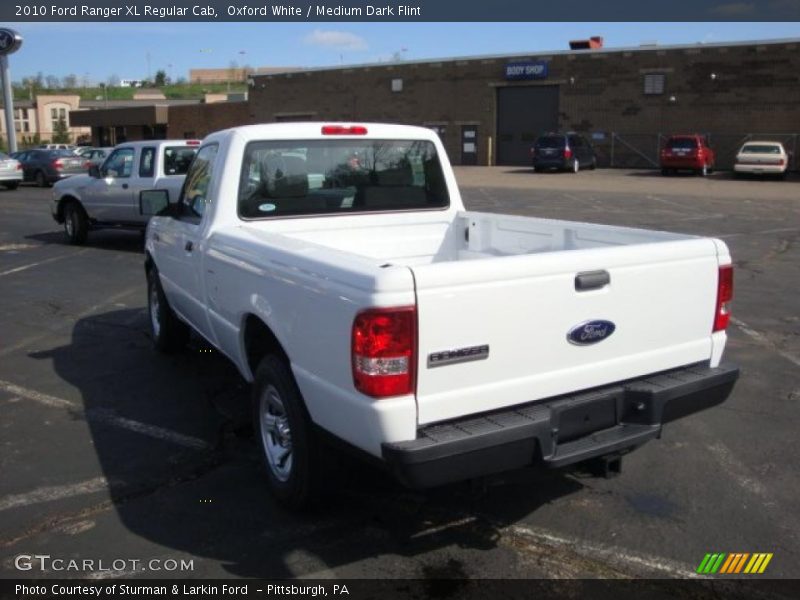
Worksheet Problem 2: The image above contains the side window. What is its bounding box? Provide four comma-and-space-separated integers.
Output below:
139, 147, 156, 178
179, 144, 218, 222
102, 148, 135, 178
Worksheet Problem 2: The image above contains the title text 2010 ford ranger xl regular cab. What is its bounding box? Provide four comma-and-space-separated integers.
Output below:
143, 123, 739, 508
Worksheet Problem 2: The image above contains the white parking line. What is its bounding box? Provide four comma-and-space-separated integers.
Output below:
0, 285, 141, 358
1, 379, 211, 451
0, 249, 88, 278
0, 477, 109, 512
0, 379, 77, 409
732, 317, 800, 368
505, 523, 704, 578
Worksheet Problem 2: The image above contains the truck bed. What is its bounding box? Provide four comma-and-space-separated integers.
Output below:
270, 211, 695, 267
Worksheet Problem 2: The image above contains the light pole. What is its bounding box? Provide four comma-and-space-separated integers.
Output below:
0, 28, 23, 153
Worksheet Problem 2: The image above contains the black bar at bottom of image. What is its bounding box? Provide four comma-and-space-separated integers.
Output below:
2, 579, 800, 600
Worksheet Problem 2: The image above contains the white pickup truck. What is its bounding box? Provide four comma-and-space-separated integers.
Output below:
52, 140, 200, 244
143, 123, 739, 508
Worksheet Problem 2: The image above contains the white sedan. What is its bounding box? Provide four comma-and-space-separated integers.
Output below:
0, 152, 22, 190
734, 141, 790, 178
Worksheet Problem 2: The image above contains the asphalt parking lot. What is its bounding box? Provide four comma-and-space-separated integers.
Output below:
0, 168, 798, 580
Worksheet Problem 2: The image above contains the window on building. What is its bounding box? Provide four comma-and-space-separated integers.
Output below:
643, 73, 666, 95
14, 108, 30, 133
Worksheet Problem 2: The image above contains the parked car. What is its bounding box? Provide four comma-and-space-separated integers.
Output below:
38, 143, 77, 152
531, 132, 597, 173
78, 147, 115, 166
143, 122, 739, 508
52, 140, 200, 244
734, 141, 790, 179
660, 135, 715, 176
14, 149, 87, 187
0, 152, 23, 190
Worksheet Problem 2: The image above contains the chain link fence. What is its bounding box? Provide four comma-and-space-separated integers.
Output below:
593, 133, 799, 171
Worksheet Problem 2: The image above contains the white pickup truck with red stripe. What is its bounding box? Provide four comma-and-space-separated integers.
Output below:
143, 123, 739, 508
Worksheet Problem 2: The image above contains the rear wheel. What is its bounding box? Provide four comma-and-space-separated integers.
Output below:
253, 355, 323, 510
147, 267, 189, 353
572, 159, 580, 173
35, 170, 49, 188
63, 202, 88, 245
589, 157, 597, 170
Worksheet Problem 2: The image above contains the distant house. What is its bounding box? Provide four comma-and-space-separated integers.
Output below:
119, 79, 144, 88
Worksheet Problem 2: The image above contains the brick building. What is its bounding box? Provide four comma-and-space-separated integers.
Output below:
247, 37, 800, 168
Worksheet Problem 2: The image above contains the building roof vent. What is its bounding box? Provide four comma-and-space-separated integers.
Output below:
569, 36, 604, 50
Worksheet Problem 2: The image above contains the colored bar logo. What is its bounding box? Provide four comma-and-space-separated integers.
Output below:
697, 553, 773, 574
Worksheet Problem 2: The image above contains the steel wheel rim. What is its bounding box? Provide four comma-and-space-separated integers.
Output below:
149, 281, 161, 338
65, 211, 74, 237
259, 384, 293, 482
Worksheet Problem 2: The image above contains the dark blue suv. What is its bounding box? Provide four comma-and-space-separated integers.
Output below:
532, 132, 597, 173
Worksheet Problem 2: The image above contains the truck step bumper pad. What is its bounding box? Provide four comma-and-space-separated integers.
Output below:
382, 362, 739, 488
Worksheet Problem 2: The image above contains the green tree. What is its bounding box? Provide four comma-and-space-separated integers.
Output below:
52, 116, 70, 144
154, 69, 167, 87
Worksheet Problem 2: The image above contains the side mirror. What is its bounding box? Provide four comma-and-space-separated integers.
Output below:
88, 165, 100, 178
140, 189, 172, 217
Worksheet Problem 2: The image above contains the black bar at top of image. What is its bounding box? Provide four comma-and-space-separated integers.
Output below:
3, 0, 800, 22
2, 579, 800, 600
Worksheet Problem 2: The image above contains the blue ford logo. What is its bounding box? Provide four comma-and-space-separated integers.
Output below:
567, 320, 616, 346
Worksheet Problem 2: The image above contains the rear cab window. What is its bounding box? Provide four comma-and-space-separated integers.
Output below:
163, 146, 198, 175
740, 144, 781, 154
237, 138, 449, 219
667, 138, 699, 150
535, 135, 565, 149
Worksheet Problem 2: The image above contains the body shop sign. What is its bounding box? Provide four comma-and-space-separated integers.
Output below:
504, 61, 548, 80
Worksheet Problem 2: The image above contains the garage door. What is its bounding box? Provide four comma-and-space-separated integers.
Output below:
496, 86, 559, 166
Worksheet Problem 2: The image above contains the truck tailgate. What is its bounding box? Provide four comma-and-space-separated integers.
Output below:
412, 237, 722, 425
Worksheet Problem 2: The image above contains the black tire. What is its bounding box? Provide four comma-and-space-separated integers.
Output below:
253, 355, 323, 510
3, 182, 20, 190
589, 157, 597, 170
63, 202, 88, 245
661, 168, 670, 176
147, 267, 190, 353
35, 170, 50, 188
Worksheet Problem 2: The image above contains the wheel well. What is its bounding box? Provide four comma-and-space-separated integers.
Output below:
243, 315, 289, 376
57, 195, 83, 221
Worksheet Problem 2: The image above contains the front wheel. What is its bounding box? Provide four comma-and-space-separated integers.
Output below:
63, 202, 88, 245
147, 267, 189, 353
3, 182, 19, 190
253, 355, 323, 510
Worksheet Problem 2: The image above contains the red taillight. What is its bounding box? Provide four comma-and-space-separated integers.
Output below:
322, 125, 368, 136
564, 147, 573, 159
186, 140, 201, 146
352, 307, 416, 398
713, 265, 733, 332
83, 161, 92, 169
16, 163, 22, 170
52, 160, 63, 169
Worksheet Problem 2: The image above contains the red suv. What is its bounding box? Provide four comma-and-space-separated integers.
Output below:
660, 135, 715, 176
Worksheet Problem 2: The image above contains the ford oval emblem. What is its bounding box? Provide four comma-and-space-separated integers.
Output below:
567, 320, 616, 346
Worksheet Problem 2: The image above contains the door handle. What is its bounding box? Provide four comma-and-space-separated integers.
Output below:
575, 270, 610, 291
185, 240, 193, 252
122, 183, 129, 189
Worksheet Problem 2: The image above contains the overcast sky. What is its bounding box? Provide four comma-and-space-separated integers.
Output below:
7, 22, 800, 83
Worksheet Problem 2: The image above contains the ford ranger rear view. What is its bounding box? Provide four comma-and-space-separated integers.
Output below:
143, 123, 739, 508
